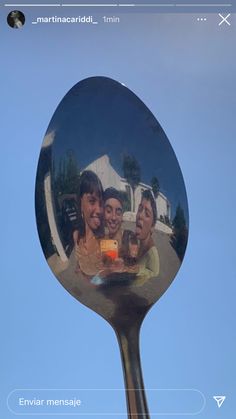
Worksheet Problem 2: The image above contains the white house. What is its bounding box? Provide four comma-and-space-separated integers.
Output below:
85, 155, 172, 234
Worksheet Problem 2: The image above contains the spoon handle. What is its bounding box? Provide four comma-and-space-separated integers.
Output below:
116, 325, 150, 419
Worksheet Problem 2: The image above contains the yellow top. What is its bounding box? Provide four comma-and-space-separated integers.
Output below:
137, 246, 160, 280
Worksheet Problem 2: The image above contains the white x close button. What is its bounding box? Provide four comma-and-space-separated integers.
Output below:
218, 13, 231, 26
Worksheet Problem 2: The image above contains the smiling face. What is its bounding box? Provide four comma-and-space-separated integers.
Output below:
81, 192, 103, 232
135, 198, 154, 241
105, 198, 123, 237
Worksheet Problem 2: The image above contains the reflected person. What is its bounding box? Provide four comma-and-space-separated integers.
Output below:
135, 190, 160, 279
73, 170, 104, 276
104, 187, 124, 249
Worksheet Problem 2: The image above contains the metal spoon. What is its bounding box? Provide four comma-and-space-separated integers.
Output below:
35, 76, 188, 418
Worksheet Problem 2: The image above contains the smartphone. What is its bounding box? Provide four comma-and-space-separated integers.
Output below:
100, 239, 119, 261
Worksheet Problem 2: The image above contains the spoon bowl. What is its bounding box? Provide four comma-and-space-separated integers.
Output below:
35, 76, 188, 418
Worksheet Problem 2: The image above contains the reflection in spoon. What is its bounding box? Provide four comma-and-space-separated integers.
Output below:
35, 76, 188, 418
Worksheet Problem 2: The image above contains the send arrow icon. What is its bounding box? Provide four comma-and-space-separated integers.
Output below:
213, 396, 226, 408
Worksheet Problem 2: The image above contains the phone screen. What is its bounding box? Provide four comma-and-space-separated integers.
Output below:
2, 1, 235, 418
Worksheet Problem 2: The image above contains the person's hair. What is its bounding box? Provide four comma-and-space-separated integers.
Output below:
142, 189, 157, 226
104, 187, 123, 208
120, 230, 139, 266
79, 170, 103, 199
77, 170, 104, 237
122, 230, 138, 248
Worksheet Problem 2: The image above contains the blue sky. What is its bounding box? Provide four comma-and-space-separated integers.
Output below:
47, 76, 188, 221
1, 10, 236, 419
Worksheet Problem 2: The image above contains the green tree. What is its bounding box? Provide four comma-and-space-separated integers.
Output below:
171, 204, 188, 261
122, 155, 141, 212
54, 150, 80, 195
64, 150, 80, 194
151, 176, 160, 199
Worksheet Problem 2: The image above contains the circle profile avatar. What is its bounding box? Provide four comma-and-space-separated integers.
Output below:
7, 10, 25, 29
